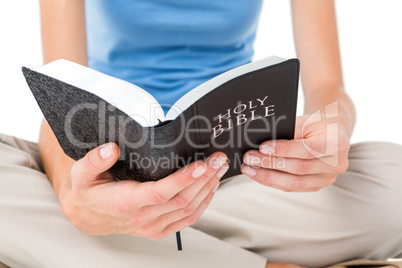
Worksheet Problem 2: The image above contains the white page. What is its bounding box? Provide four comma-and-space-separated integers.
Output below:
36, 59, 165, 127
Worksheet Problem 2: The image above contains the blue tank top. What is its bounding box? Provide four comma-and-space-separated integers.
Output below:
85, 0, 263, 112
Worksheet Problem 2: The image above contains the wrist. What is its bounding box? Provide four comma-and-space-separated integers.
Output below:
39, 146, 75, 201
50, 156, 74, 201
303, 90, 356, 138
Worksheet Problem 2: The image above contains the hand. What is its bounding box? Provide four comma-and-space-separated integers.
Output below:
241, 114, 350, 192
59, 143, 229, 240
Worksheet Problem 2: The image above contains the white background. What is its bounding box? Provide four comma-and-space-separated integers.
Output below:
0, 0, 401, 145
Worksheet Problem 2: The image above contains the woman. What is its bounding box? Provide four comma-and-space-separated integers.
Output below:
0, 0, 401, 267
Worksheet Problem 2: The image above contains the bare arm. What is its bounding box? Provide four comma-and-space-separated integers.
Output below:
39, 0, 87, 198
39, 0, 226, 238
291, 0, 356, 136
242, 0, 353, 193
40, 0, 87, 65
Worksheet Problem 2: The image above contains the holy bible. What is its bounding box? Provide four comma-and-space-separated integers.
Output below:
22, 56, 299, 182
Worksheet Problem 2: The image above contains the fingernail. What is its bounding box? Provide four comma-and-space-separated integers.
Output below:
100, 143, 114, 159
260, 144, 275, 155
192, 166, 207, 178
216, 164, 229, 178
212, 182, 220, 192
244, 154, 260, 165
242, 165, 257, 177
209, 155, 227, 169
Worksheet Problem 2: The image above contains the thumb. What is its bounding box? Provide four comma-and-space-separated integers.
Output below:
71, 142, 120, 186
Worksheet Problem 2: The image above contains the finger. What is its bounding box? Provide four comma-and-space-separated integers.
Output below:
71, 142, 120, 187
243, 150, 341, 175
80, 152, 227, 217
141, 174, 221, 236
143, 161, 228, 217
102, 161, 223, 229
241, 164, 336, 192
95, 159, 210, 215
145, 190, 216, 240
259, 136, 334, 159
139, 152, 227, 206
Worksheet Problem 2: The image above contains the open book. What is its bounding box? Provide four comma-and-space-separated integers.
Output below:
22, 56, 299, 181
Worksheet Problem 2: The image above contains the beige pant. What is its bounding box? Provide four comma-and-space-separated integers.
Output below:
0, 133, 401, 268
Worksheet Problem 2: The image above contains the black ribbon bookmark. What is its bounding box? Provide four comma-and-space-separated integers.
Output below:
176, 231, 182, 251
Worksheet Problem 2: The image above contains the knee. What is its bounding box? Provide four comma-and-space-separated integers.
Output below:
348, 142, 402, 184
349, 141, 402, 162
339, 142, 402, 227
